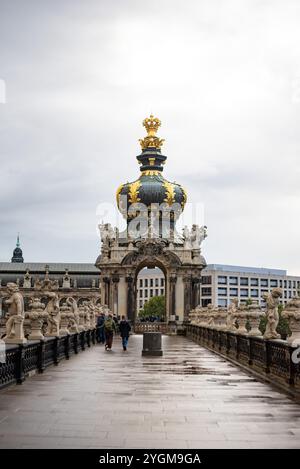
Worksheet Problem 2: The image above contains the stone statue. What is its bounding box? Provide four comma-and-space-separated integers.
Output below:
282, 296, 300, 346
34, 277, 42, 291
26, 297, 47, 340
227, 298, 238, 331
44, 292, 60, 337
66, 297, 80, 333
262, 288, 283, 340
23, 270, 32, 289
182, 226, 192, 249
99, 223, 115, 246
62, 269, 71, 289
3, 283, 27, 344
190, 225, 207, 250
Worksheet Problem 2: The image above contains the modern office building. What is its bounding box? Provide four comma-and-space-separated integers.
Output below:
137, 268, 165, 311
201, 264, 300, 308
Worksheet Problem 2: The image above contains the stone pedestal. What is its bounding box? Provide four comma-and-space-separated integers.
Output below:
142, 332, 163, 357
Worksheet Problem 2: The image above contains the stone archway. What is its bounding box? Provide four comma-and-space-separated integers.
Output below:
97, 237, 205, 324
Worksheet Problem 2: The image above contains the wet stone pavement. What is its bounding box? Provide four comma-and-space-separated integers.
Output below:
0, 335, 300, 449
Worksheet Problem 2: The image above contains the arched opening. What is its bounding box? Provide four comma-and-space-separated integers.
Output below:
135, 264, 166, 323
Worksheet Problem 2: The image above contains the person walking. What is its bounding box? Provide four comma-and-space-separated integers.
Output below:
119, 315, 131, 351
104, 313, 116, 351
96, 313, 105, 344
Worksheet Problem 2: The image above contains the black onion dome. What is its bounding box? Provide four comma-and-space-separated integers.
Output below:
11, 235, 24, 263
116, 116, 187, 220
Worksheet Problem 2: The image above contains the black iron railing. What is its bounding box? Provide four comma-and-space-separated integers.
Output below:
186, 324, 300, 395
0, 329, 97, 390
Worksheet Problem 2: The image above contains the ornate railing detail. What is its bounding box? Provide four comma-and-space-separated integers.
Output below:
0, 329, 97, 390
134, 322, 169, 334
186, 324, 300, 395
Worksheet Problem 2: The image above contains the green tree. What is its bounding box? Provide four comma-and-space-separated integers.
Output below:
139, 295, 165, 319
259, 303, 290, 339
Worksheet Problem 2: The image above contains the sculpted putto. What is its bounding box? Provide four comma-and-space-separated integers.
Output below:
262, 288, 283, 340
227, 298, 238, 331
44, 292, 60, 337
3, 282, 27, 344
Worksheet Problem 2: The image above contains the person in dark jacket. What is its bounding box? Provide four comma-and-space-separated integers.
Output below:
96, 313, 105, 344
104, 314, 117, 351
119, 315, 131, 351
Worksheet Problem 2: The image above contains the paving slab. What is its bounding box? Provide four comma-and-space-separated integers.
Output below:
0, 335, 299, 448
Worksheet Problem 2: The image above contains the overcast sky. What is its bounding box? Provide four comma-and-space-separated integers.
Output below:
0, 0, 299, 274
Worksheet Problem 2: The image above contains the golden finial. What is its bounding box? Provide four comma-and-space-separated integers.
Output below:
139, 114, 165, 150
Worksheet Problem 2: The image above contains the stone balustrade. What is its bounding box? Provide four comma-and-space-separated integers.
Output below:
187, 293, 300, 396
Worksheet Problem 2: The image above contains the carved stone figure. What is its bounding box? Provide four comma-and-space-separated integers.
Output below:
282, 296, 300, 346
44, 292, 60, 337
262, 288, 283, 340
226, 298, 238, 332
190, 225, 207, 250
23, 270, 32, 289
34, 277, 42, 291
62, 269, 71, 289
3, 283, 27, 344
182, 226, 192, 249
66, 297, 80, 333
26, 297, 47, 340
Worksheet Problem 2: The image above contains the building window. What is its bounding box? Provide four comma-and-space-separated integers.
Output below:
229, 288, 238, 296
139, 279, 143, 287
160, 289, 164, 295
288, 280, 292, 289
240, 277, 248, 286
139, 290, 143, 298
229, 277, 238, 285
160, 278, 164, 287
155, 278, 159, 287
139, 300, 143, 308
218, 299, 227, 307
251, 289, 259, 297
202, 299, 211, 307
150, 279, 153, 287
270, 279, 278, 288
250, 278, 258, 286
260, 279, 268, 287
202, 287, 212, 296
240, 288, 249, 297
155, 289, 159, 296
145, 279, 148, 287
144, 290, 148, 298
218, 287, 227, 296
202, 275, 212, 285
150, 289, 153, 297
218, 276, 227, 285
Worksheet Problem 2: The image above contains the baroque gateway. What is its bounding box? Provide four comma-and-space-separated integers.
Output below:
95, 115, 207, 323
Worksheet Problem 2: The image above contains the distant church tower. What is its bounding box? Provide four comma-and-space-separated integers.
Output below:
11, 234, 24, 263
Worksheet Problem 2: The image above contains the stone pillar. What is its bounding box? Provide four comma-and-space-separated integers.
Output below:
103, 277, 110, 308
192, 276, 201, 309
112, 274, 119, 316
169, 275, 177, 322
126, 275, 134, 323
118, 276, 127, 317
183, 275, 192, 322
175, 275, 184, 323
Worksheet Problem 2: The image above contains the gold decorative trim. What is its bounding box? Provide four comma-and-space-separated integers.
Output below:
116, 184, 124, 207
139, 114, 165, 150
179, 184, 187, 207
128, 180, 141, 204
163, 181, 176, 206
141, 170, 161, 176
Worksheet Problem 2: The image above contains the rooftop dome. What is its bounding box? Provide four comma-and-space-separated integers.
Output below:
116, 116, 187, 236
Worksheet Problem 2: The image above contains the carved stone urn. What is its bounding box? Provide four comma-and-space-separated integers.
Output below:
247, 304, 264, 336
216, 308, 227, 331
235, 307, 248, 335
78, 307, 88, 331
282, 297, 300, 346
59, 305, 72, 336
26, 298, 48, 341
